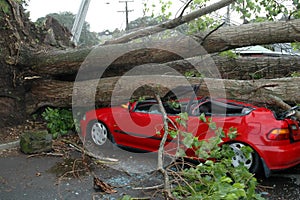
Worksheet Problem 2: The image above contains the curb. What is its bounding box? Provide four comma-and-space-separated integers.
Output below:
0, 140, 20, 150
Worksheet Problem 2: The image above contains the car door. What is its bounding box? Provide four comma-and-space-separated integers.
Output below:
114, 101, 165, 152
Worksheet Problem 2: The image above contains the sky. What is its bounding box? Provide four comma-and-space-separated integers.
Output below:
25, 0, 185, 32
25, 0, 145, 32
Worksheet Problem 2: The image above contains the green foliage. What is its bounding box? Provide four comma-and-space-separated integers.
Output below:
176, 112, 189, 128
0, 0, 10, 14
171, 113, 263, 200
291, 71, 300, 77
291, 42, 300, 51
219, 50, 238, 59
199, 112, 206, 122
0, 0, 28, 13
188, 15, 222, 33
143, 0, 172, 21
184, 70, 204, 78
249, 72, 264, 80
173, 161, 263, 200
232, 0, 300, 22
159, 0, 172, 20
152, 0, 300, 34
42, 107, 75, 139
119, 195, 133, 200
166, 99, 181, 110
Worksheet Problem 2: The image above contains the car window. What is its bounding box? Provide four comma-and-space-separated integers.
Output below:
134, 101, 161, 114
190, 100, 253, 116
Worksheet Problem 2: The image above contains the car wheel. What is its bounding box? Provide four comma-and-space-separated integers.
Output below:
229, 142, 261, 174
85, 120, 113, 149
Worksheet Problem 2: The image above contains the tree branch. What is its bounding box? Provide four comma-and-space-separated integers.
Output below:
104, 0, 235, 45
155, 94, 173, 199
200, 22, 225, 45
178, 0, 193, 18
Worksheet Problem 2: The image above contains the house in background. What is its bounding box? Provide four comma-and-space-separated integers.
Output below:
228, 45, 300, 79
234, 45, 300, 57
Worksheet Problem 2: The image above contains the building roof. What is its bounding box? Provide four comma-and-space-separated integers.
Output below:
234, 45, 300, 56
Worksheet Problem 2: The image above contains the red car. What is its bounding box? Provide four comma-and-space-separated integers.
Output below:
80, 86, 300, 177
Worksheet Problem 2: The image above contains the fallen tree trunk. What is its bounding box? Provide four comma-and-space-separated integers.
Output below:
18, 19, 300, 79
164, 55, 300, 80
214, 56, 300, 79
22, 50, 300, 80
26, 76, 300, 114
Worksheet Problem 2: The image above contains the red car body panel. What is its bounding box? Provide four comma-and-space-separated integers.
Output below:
80, 97, 300, 173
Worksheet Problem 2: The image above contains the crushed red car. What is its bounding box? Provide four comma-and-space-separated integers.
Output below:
80, 85, 300, 177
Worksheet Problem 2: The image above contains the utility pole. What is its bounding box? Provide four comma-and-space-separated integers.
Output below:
71, 0, 91, 45
118, 0, 133, 30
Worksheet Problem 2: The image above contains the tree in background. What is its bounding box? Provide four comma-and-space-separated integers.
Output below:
35, 12, 100, 47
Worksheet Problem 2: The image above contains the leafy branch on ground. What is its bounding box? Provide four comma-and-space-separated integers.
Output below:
154, 98, 264, 199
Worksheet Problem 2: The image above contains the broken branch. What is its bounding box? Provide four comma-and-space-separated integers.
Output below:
61, 139, 118, 163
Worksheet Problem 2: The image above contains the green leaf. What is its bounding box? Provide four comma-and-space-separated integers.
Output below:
209, 122, 217, 130
204, 160, 214, 166
220, 176, 233, 183
199, 113, 206, 122
182, 133, 194, 148
119, 195, 132, 200
176, 148, 186, 157
228, 127, 238, 139
169, 129, 178, 138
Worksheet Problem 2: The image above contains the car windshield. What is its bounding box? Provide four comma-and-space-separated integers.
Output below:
190, 99, 253, 116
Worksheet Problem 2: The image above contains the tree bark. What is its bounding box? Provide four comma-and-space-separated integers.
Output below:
21, 51, 300, 81
26, 76, 300, 114
0, 0, 36, 127
18, 19, 300, 80
169, 55, 300, 79
199, 19, 300, 53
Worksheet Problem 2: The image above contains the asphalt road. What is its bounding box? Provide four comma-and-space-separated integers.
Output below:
0, 147, 300, 200
0, 148, 164, 200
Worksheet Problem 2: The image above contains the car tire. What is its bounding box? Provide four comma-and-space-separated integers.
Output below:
85, 120, 113, 151
229, 142, 261, 175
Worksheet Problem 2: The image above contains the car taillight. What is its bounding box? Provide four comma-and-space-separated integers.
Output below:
289, 123, 300, 141
267, 128, 290, 141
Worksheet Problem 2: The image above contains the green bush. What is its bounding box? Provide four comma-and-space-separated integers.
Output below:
42, 107, 75, 139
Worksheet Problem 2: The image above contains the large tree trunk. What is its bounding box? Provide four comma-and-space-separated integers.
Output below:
26, 76, 300, 114
21, 50, 300, 80
168, 55, 300, 79
17, 19, 300, 81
